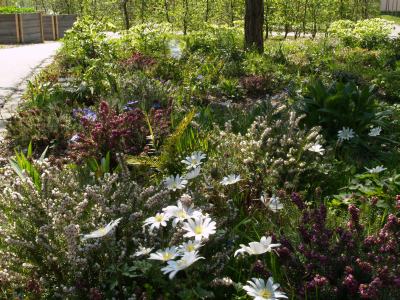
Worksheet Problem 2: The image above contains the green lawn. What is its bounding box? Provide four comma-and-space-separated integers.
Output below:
381, 14, 400, 24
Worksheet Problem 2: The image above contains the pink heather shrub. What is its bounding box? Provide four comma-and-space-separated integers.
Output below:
277, 193, 400, 299
69, 101, 170, 161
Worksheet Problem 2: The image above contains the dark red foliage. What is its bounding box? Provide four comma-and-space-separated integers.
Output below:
278, 194, 400, 299
68, 101, 170, 161
239, 75, 273, 97
122, 52, 157, 71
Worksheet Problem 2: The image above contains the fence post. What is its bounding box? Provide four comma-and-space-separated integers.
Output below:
15, 13, 20, 43
39, 12, 44, 43
18, 14, 24, 43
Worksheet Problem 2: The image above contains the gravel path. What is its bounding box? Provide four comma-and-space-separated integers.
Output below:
0, 42, 61, 140
390, 24, 400, 39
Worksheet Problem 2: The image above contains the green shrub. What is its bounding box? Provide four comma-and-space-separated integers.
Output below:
0, 6, 35, 14
298, 79, 378, 139
329, 18, 393, 49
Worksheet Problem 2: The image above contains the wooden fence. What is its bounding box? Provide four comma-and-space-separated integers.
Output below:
42, 15, 56, 41
56, 15, 77, 38
0, 14, 20, 44
381, 0, 400, 13
19, 13, 44, 43
0, 13, 76, 44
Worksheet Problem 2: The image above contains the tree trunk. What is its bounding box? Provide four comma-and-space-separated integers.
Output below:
244, 0, 264, 53
230, 0, 234, 26
265, 0, 269, 39
121, 0, 130, 30
141, 0, 146, 23
164, 0, 171, 23
183, 0, 189, 35
205, 0, 210, 22
302, 0, 309, 36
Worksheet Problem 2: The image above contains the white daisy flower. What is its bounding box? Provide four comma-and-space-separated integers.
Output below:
149, 247, 179, 262
133, 246, 154, 257
260, 194, 283, 213
365, 165, 386, 174
164, 175, 188, 191
368, 126, 382, 137
143, 213, 169, 231
182, 215, 216, 241
162, 200, 195, 227
234, 236, 281, 257
220, 174, 241, 186
308, 143, 325, 155
161, 251, 204, 279
81, 218, 122, 241
179, 240, 202, 254
243, 277, 288, 300
337, 127, 355, 142
184, 166, 201, 180
181, 151, 207, 170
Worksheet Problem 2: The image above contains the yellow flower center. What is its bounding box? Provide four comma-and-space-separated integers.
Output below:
163, 253, 172, 260
155, 215, 164, 222
194, 226, 203, 235
177, 210, 187, 219
186, 244, 195, 252
259, 289, 272, 298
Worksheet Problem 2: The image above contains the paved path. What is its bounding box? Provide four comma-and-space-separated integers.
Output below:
390, 24, 400, 39
0, 42, 61, 140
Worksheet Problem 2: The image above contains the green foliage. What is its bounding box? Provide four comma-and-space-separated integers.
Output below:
333, 171, 400, 208
0, 6, 35, 14
60, 17, 122, 99
126, 110, 202, 173
329, 18, 393, 49
7, 104, 75, 153
8, 142, 46, 191
299, 79, 378, 138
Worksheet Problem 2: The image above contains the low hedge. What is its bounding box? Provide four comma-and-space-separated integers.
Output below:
0, 6, 35, 14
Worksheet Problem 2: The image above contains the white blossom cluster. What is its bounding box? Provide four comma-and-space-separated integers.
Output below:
209, 102, 328, 190
0, 159, 170, 297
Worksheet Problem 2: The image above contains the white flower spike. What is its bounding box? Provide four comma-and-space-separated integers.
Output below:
81, 218, 122, 241
243, 277, 288, 300
234, 236, 281, 257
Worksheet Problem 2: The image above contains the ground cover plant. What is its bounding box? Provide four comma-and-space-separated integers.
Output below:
1, 1, 400, 299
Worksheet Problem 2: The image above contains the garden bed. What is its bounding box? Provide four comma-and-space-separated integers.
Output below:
0, 17, 399, 300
